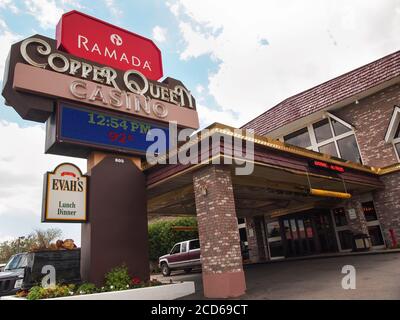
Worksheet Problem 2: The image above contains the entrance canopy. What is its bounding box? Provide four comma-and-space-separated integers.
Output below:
145, 123, 383, 220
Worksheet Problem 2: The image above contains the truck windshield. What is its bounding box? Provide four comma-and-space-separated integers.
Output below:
4, 254, 27, 271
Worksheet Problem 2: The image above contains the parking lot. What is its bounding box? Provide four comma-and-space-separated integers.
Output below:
154, 252, 400, 299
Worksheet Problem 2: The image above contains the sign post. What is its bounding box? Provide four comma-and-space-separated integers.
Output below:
81, 153, 149, 286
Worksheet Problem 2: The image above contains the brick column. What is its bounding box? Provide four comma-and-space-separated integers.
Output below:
246, 216, 268, 262
344, 199, 369, 235
245, 217, 260, 263
193, 165, 246, 298
373, 172, 400, 247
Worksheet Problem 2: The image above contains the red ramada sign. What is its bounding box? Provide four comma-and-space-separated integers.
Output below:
56, 10, 163, 81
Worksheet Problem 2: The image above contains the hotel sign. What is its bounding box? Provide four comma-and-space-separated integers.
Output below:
13, 63, 198, 129
42, 163, 87, 223
2, 34, 198, 128
56, 11, 163, 81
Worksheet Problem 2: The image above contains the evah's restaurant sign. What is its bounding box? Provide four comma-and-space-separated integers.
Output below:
42, 163, 87, 222
2, 10, 200, 222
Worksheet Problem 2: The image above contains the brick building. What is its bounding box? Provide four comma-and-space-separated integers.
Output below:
146, 50, 400, 298
241, 50, 400, 262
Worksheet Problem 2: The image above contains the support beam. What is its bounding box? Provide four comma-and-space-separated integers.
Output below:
193, 165, 246, 298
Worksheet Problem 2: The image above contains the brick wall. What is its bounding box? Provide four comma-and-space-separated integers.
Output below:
343, 198, 369, 235
193, 165, 243, 274
245, 216, 268, 262
373, 171, 400, 247
334, 83, 400, 168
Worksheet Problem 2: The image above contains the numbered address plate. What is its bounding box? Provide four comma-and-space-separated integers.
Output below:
56, 102, 170, 156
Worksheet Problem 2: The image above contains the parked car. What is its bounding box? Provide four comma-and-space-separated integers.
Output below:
0, 253, 27, 297
159, 239, 201, 276
0, 249, 81, 297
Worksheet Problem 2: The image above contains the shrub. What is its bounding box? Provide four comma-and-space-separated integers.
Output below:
26, 284, 75, 300
76, 283, 98, 295
148, 217, 198, 261
104, 265, 131, 291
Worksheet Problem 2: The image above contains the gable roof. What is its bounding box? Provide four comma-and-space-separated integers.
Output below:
241, 50, 400, 136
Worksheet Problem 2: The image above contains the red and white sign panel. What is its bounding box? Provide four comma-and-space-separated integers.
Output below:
56, 10, 163, 80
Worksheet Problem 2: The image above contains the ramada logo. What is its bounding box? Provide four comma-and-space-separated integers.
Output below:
110, 33, 123, 46
77, 34, 152, 71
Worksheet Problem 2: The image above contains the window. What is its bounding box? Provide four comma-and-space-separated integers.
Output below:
337, 230, 353, 250
189, 240, 200, 250
170, 244, 181, 254
282, 113, 362, 163
284, 127, 311, 148
368, 226, 384, 246
267, 221, 281, 238
384, 106, 400, 161
331, 118, 351, 136
337, 135, 361, 163
362, 201, 378, 222
4, 254, 27, 271
313, 119, 333, 143
181, 242, 188, 253
238, 218, 245, 224
393, 123, 400, 161
396, 143, 400, 159
319, 142, 338, 157
333, 207, 347, 227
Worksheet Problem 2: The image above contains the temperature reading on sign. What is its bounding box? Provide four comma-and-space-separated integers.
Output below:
59, 104, 170, 155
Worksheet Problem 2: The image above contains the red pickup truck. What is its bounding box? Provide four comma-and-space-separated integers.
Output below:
159, 239, 201, 276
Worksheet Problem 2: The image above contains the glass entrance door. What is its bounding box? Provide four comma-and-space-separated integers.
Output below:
281, 209, 337, 257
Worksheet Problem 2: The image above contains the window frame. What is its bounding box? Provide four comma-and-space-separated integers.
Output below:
384, 106, 400, 162
282, 113, 363, 163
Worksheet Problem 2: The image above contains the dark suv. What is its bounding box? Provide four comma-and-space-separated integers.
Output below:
159, 239, 201, 276
0, 253, 27, 297
0, 249, 81, 297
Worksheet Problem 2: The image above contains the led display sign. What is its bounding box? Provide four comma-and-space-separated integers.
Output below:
49, 102, 170, 156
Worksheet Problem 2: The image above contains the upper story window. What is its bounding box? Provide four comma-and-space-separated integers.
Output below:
393, 122, 400, 160
284, 127, 311, 148
384, 105, 400, 162
283, 113, 362, 163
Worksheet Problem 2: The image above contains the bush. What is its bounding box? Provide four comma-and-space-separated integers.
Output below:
148, 217, 198, 262
26, 284, 75, 300
76, 283, 98, 295
104, 265, 131, 291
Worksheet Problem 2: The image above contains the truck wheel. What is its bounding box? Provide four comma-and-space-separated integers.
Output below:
184, 268, 192, 274
161, 263, 171, 276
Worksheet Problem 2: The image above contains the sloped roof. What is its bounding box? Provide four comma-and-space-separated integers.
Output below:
242, 50, 400, 136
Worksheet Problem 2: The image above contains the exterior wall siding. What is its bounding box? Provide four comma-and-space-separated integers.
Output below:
373, 171, 400, 247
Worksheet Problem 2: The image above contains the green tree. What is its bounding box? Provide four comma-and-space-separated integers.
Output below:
0, 228, 63, 264
148, 217, 198, 262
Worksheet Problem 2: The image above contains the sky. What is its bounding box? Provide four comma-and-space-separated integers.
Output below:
0, 0, 399, 244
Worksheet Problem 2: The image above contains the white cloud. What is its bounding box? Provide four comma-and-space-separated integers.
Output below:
0, 121, 85, 240
0, 0, 19, 13
171, 0, 400, 126
24, 0, 64, 29
196, 84, 204, 94
0, 20, 20, 76
152, 25, 167, 43
104, 0, 122, 18
197, 104, 240, 129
